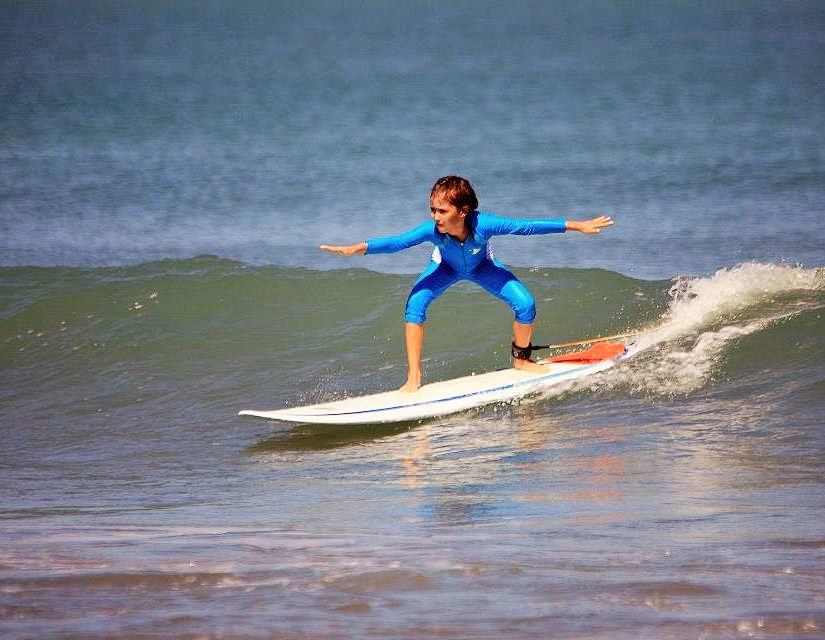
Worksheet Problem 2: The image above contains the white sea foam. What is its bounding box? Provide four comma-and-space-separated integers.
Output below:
552, 263, 825, 399
653, 262, 825, 344
621, 263, 824, 396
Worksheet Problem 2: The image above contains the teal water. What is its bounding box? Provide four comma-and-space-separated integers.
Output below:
2, 1, 825, 638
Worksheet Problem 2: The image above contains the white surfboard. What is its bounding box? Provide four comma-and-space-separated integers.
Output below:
239, 342, 636, 425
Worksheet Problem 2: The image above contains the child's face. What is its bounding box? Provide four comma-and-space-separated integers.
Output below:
430, 195, 466, 235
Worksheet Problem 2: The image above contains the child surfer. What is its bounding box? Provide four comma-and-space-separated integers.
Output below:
321, 176, 613, 392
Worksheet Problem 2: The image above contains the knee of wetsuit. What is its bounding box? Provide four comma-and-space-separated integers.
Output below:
512, 295, 537, 324
404, 292, 431, 324
404, 308, 427, 323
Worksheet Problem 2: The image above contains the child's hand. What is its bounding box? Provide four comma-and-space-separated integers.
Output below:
568, 216, 613, 234
320, 242, 368, 256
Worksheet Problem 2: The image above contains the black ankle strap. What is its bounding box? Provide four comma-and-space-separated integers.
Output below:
511, 342, 533, 360
512, 341, 551, 360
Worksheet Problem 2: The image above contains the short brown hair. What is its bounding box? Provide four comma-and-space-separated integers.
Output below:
430, 176, 478, 214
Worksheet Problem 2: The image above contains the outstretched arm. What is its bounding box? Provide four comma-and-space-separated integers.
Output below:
478, 212, 613, 237
322, 221, 435, 256
320, 242, 367, 256
566, 215, 614, 234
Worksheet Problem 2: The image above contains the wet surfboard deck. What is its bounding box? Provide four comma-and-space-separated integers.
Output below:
238, 343, 634, 425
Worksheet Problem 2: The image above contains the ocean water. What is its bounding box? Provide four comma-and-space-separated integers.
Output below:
2, 1, 825, 638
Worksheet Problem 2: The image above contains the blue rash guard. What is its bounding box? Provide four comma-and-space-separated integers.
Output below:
366, 211, 566, 324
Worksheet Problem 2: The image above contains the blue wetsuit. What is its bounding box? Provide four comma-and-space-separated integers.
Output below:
366, 211, 566, 324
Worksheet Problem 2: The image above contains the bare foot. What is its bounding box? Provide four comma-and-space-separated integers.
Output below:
398, 374, 421, 393
513, 358, 548, 374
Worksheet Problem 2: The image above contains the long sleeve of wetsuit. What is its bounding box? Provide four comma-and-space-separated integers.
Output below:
477, 212, 567, 237
365, 221, 436, 254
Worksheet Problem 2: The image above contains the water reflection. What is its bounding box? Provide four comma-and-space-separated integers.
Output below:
393, 407, 636, 528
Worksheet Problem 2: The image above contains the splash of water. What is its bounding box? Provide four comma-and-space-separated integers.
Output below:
549, 263, 825, 400
656, 262, 825, 343
630, 263, 824, 396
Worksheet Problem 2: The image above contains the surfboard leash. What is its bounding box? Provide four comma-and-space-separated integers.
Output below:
533, 325, 662, 351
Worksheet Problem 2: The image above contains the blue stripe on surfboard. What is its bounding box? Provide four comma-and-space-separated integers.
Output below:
274, 348, 628, 419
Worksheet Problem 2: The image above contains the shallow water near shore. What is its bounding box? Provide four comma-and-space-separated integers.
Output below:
2, 1, 825, 638
2, 260, 824, 638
